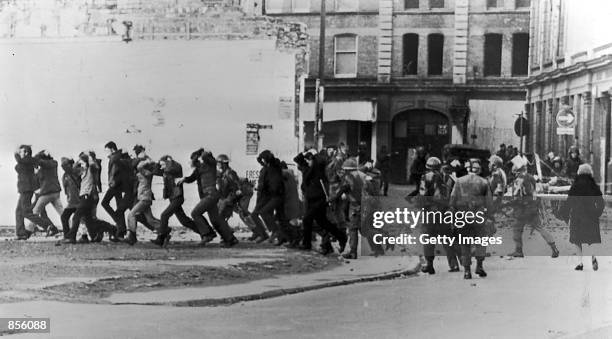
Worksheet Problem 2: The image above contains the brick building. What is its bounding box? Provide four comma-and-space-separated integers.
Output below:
264, 0, 531, 183
524, 0, 612, 191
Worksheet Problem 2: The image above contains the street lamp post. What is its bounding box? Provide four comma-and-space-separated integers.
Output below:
313, 0, 326, 150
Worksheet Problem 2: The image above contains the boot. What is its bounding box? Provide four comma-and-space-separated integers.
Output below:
421, 258, 435, 274
475, 266, 487, 277
123, 231, 137, 246
507, 249, 524, 258
199, 233, 217, 246
464, 267, 472, 279
16, 230, 32, 240
150, 234, 164, 246
342, 252, 357, 260
46, 225, 60, 237
220, 237, 239, 248
91, 232, 104, 243
318, 241, 334, 256
78, 234, 90, 244
162, 232, 172, 249
550, 242, 560, 258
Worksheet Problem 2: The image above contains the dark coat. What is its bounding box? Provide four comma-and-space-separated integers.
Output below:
108, 150, 132, 192
14, 154, 38, 193
256, 164, 284, 198
155, 160, 184, 200
294, 153, 327, 202
562, 174, 604, 245
36, 158, 62, 195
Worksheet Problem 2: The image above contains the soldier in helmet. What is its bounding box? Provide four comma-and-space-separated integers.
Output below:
449, 158, 493, 279
508, 163, 560, 258
330, 158, 382, 259
488, 155, 507, 205
416, 157, 460, 274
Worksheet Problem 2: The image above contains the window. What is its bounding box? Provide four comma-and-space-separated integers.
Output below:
512, 33, 529, 76
429, 0, 444, 8
292, 0, 310, 12
515, 0, 530, 8
334, 34, 358, 77
405, 0, 419, 9
335, 0, 358, 11
487, 0, 502, 8
427, 34, 444, 75
403, 34, 419, 75
484, 33, 503, 76
265, 0, 284, 13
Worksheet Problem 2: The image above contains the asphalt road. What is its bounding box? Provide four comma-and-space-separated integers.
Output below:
3, 256, 612, 339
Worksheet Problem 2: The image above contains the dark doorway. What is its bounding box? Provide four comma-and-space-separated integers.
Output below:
390, 109, 451, 183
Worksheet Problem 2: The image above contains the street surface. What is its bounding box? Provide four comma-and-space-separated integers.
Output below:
2, 256, 611, 338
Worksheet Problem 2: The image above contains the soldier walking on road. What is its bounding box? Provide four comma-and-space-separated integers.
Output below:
416, 157, 460, 274
507, 163, 560, 258
449, 159, 492, 279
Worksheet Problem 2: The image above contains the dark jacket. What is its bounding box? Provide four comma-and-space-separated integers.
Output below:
62, 170, 81, 208
218, 167, 240, 201
36, 158, 61, 195
565, 157, 582, 179
155, 160, 184, 200
256, 164, 284, 198
136, 159, 155, 201
184, 152, 218, 196
14, 153, 38, 193
294, 153, 327, 202
562, 174, 604, 245
108, 150, 131, 191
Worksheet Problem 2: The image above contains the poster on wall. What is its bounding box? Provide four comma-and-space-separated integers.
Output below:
246, 123, 260, 155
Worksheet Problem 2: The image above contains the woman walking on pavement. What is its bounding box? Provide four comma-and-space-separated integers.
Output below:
561, 164, 605, 271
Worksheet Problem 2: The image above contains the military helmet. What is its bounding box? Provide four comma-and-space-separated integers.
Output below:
489, 155, 503, 168
342, 158, 358, 170
425, 157, 441, 170
216, 154, 230, 163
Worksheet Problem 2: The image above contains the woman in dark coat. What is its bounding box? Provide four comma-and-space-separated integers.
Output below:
562, 164, 605, 271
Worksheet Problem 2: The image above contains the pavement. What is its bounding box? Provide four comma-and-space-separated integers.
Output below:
1, 256, 611, 338
105, 255, 420, 306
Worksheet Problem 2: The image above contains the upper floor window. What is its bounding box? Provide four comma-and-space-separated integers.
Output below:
265, 0, 309, 13
405, 0, 419, 9
335, 0, 359, 11
334, 34, 358, 78
484, 33, 503, 76
515, 0, 530, 8
292, 0, 310, 12
512, 33, 529, 76
265, 0, 284, 13
487, 0, 503, 8
403, 33, 419, 75
428, 33, 444, 75
429, 0, 444, 8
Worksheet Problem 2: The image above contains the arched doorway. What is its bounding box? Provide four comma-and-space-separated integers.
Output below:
390, 109, 451, 183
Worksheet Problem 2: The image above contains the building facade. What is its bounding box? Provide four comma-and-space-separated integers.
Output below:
524, 0, 612, 191
264, 0, 530, 183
